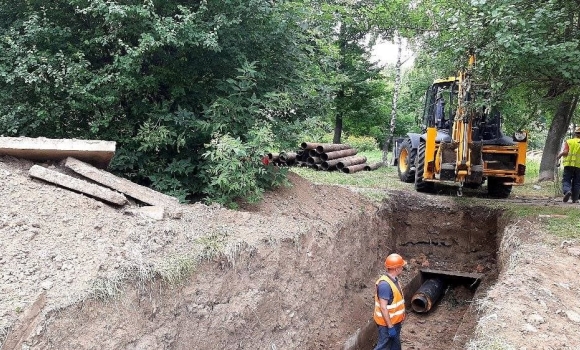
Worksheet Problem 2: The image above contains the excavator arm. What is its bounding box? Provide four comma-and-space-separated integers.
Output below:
452, 54, 480, 191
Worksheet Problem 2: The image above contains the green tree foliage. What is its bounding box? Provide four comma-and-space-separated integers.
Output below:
385, 66, 424, 137
0, 0, 337, 204
366, 0, 442, 150
416, 0, 580, 179
376, 52, 451, 145
335, 38, 388, 144
327, 1, 389, 145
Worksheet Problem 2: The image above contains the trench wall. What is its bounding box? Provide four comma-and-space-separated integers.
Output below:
22, 210, 387, 350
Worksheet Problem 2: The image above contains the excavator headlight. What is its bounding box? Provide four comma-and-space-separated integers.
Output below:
513, 131, 527, 142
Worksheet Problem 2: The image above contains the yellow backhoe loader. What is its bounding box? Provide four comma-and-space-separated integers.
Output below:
397, 54, 528, 197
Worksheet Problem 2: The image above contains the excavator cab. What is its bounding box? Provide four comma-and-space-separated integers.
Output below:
420, 78, 456, 132
397, 55, 528, 197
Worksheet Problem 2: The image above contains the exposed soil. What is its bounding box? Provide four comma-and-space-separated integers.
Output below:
1, 155, 580, 350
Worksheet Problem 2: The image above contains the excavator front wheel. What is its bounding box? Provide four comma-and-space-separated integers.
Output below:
397, 138, 416, 183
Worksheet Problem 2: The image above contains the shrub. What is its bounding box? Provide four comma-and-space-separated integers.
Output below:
344, 135, 379, 152
318, 133, 334, 144
273, 117, 331, 151
201, 126, 288, 208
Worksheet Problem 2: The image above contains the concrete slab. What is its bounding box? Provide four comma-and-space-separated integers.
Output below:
64, 157, 182, 218
28, 165, 128, 206
0, 137, 116, 168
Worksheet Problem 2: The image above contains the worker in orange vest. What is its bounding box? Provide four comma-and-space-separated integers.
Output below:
373, 253, 407, 350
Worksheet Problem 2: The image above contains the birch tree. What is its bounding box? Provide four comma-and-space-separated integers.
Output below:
382, 34, 403, 163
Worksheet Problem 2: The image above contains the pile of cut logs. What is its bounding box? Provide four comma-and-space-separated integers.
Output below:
266, 142, 382, 174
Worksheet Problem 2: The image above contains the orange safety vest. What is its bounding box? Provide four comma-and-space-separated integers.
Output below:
563, 138, 580, 168
373, 275, 405, 326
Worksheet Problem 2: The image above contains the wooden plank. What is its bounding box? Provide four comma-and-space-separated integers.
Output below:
64, 157, 182, 218
0, 137, 116, 168
28, 165, 128, 206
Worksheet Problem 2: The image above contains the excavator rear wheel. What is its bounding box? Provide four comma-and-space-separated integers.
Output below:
487, 177, 512, 198
397, 138, 416, 183
414, 142, 435, 193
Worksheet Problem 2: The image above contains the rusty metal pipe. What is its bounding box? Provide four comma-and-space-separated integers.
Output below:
337, 156, 367, 170
307, 156, 322, 164
267, 153, 279, 161
301, 142, 322, 150
279, 152, 297, 162
364, 162, 383, 171
320, 148, 357, 161
411, 278, 445, 313
308, 149, 318, 157
315, 143, 352, 154
321, 156, 357, 170
342, 163, 367, 174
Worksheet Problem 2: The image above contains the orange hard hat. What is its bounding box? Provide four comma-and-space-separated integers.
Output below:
385, 253, 407, 269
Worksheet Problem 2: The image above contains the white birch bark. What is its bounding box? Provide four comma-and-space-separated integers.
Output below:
382, 34, 403, 164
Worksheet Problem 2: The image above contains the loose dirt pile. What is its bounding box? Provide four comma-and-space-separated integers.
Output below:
1, 155, 580, 349
0, 155, 374, 348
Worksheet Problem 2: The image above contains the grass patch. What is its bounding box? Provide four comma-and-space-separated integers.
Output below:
155, 255, 196, 285
544, 213, 580, 238
478, 199, 580, 239
510, 181, 559, 198
357, 150, 384, 163
87, 274, 125, 301
84, 229, 247, 301
502, 204, 580, 239
196, 230, 230, 261
290, 150, 408, 201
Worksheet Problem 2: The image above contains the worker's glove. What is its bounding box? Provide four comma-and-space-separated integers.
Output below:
387, 327, 397, 338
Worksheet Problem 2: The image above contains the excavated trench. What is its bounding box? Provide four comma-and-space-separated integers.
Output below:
15, 194, 504, 350
344, 197, 503, 350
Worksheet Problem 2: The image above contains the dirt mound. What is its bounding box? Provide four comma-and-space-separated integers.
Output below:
0, 155, 374, 347
240, 172, 369, 222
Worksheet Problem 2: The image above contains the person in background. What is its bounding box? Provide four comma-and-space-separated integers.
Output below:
557, 127, 580, 203
434, 91, 446, 129
373, 253, 407, 350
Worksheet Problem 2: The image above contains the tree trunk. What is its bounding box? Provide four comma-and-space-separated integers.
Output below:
333, 24, 347, 145
333, 108, 343, 144
382, 35, 403, 163
538, 93, 579, 182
